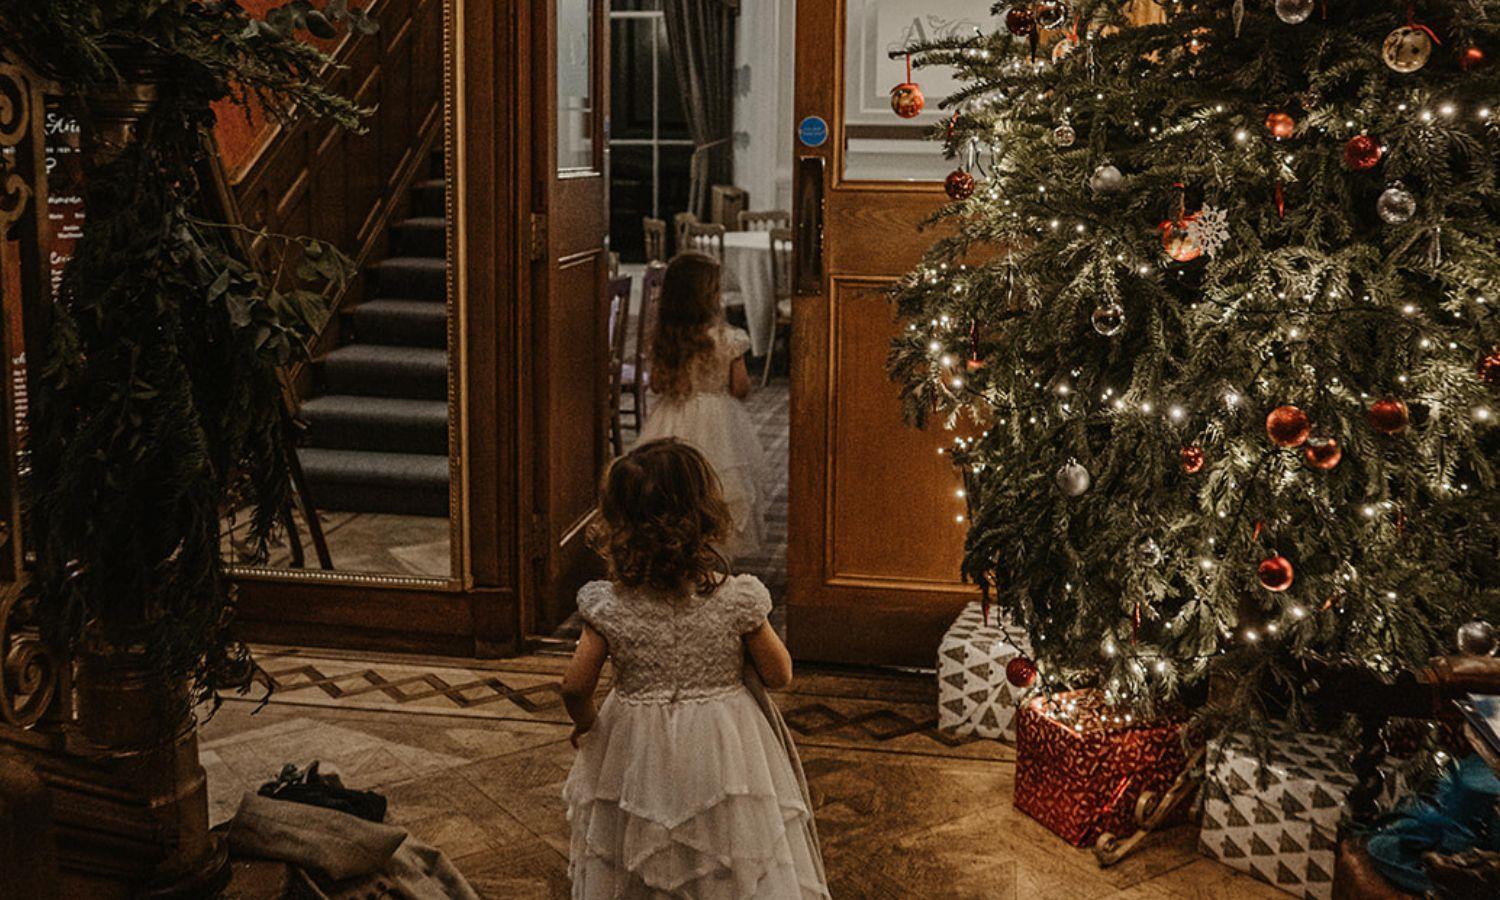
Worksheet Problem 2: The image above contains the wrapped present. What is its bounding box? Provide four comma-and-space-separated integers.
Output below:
1013, 690, 1189, 847
1199, 729, 1399, 900
936, 601, 1031, 740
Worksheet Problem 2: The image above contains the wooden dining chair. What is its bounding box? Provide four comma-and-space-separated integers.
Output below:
763, 227, 794, 386
642, 217, 667, 263
672, 211, 698, 255
683, 221, 726, 261
606, 274, 632, 457
622, 261, 666, 433
738, 210, 790, 232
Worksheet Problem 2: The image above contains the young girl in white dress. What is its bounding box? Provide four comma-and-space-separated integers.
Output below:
633, 252, 767, 559
560, 439, 829, 899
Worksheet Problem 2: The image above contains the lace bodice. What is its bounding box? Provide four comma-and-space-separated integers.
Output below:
679, 323, 751, 397
577, 574, 772, 702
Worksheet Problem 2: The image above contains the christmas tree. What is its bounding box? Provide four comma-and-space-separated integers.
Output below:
889, 1, 1500, 722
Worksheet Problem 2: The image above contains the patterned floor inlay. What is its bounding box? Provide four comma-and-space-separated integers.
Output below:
201, 652, 1285, 899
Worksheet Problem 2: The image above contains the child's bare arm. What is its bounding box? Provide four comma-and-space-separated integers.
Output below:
729, 357, 752, 400
561, 624, 609, 746
744, 622, 793, 690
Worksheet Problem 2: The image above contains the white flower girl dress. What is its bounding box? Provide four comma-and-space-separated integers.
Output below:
563, 575, 829, 899
633, 323, 767, 558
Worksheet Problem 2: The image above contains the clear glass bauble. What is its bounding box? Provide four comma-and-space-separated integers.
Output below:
1091, 301, 1125, 336
1274, 0, 1314, 24
1052, 123, 1076, 147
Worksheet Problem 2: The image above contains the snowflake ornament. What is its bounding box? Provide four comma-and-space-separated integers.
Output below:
1187, 204, 1230, 258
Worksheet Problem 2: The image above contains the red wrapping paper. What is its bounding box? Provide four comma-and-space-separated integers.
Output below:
1013, 690, 1188, 847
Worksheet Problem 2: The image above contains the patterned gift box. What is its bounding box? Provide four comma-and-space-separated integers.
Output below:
936, 601, 1031, 741
1198, 730, 1377, 900
1014, 690, 1188, 847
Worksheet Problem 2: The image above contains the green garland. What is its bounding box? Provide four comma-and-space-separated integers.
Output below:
0, 1, 371, 707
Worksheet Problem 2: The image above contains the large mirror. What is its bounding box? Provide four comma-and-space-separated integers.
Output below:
218, 0, 459, 584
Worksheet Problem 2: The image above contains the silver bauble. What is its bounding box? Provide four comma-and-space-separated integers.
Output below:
1274, 0, 1314, 24
1055, 459, 1091, 497
1383, 26, 1433, 74
1377, 183, 1417, 225
1457, 620, 1498, 656
1091, 301, 1125, 337
1052, 123, 1076, 147
1089, 163, 1124, 194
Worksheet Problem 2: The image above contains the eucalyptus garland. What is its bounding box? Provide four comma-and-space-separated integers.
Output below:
0, 1, 371, 706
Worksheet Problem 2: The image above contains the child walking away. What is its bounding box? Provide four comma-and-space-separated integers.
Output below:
634, 252, 768, 560
560, 439, 829, 899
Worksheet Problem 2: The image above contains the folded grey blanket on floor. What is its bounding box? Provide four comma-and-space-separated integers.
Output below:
228, 792, 479, 899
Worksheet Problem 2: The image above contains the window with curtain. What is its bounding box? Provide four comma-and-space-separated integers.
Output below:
610, 0, 694, 262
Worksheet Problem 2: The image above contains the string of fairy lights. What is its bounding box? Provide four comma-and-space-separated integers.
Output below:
898, 8, 1500, 718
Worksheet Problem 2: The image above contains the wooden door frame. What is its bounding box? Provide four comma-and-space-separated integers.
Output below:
787, 0, 976, 668
519, 0, 612, 640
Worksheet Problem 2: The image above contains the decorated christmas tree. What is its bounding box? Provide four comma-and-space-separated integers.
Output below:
889, 1, 1500, 723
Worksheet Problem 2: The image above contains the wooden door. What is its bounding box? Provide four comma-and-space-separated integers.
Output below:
528, 0, 611, 633
788, 0, 979, 667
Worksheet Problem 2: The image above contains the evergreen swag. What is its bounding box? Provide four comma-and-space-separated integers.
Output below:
889, 2, 1500, 726
0, 1, 372, 707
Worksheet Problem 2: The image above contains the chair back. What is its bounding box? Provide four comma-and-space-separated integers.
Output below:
672, 211, 698, 255
683, 222, 726, 261
739, 210, 791, 232
635, 261, 667, 377
607, 275, 632, 386
769, 228, 793, 302
642, 217, 667, 263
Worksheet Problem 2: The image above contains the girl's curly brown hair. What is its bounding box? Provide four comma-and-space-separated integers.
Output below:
648, 252, 722, 402
588, 439, 732, 596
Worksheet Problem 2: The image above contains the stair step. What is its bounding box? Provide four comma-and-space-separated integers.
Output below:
350, 299, 447, 348
391, 217, 447, 258
316, 344, 447, 399
300, 395, 449, 454
297, 448, 449, 517
410, 178, 446, 218
371, 257, 446, 301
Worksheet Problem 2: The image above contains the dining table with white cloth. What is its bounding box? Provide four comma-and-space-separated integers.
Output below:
718, 229, 777, 358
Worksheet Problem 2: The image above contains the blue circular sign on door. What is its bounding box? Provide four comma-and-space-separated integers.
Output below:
798, 115, 828, 148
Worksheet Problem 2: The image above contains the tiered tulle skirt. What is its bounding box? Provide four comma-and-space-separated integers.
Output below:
563, 689, 830, 899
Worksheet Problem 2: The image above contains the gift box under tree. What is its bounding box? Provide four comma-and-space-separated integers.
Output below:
1014, 691, 1189, 847
1199, 729, 1402, 900
937, 601, 1032, 740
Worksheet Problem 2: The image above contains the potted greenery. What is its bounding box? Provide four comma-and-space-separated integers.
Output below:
0, 0, 374, 891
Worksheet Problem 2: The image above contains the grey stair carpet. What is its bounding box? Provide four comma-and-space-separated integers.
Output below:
297, 166, 451, 519
297, 448, 449, 517
350, 299, 446, 348
316, 345, 447, 400
300, 395, 449, 455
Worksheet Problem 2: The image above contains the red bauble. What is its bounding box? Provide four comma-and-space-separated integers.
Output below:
1266, 405, 1312, 448
1257, 555, 1295, 592
1005, 7, 1036, 36
944, 169, 976, 201
1460, 45, 1486, 71
890, 82, 925, 119
1006, 655, 1038, 688
1159, 214, 1203, 262
1343, 134, 1383, 171
1369, 397, 1410, 435
1180, 445, 1205, 475
1265, 111, 1296, 140
1303, 436, 1343, 470
1478, 348, 1500, 385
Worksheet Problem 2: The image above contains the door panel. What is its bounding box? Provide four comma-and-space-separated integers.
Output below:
531, 0, 611, 633
789, 0, 974, 667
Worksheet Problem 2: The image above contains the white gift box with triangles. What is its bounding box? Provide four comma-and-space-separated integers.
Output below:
1198, 730, 1365, 900
936, 601, 1031, 741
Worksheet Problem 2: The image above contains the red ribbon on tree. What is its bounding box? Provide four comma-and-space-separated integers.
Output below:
1406, 5, 1442, 45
